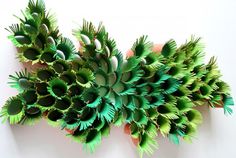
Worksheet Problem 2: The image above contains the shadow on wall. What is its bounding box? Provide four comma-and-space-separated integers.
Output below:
9, 105, 212, 158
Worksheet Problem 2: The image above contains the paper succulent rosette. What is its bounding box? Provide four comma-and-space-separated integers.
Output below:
1, 0, 234, 157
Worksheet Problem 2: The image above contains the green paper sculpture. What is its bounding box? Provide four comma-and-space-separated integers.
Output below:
1, 0, 234, 157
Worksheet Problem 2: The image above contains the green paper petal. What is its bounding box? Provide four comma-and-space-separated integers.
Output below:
76, 68, 94, 88
222, 95, 234, 115
22, 106, 42, 125
132, 109, 148, 126
82, 88, 101, 108
157, 115, 171, 136
47, 78, 68, 99
97, 99, 115, 122
186, 110, 202, 127
0, 96, 25, 124
161, 39, 177, 58
157, 104, 178, 119
138, 133, 158, 158
47, 109, 63, 127
8, 69, 34, 92
78, 107, 96, 130
84, 129, 102, 153
60, 71, 76, 85
132, 35, 152, 58
52, 60, 70, 74
56, 37, 76, 60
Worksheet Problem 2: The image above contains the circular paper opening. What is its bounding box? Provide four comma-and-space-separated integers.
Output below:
48, 110, 63, 122
55, 97, 71, 110
41, 52, 55, 63
23, 48, 40, 60
69, 85, 83, 96
22, 90, 38, 105
37, 69, 54, 81
38, 96, 55, 107
7, 98, 24, 115
36, 82, 49, 95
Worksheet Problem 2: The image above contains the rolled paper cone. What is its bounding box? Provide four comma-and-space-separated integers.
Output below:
42, 111, 49, 118
131, 136, 139, 146
214, 100, 224, 108
124, 123, 131, 134
65, 128, 75, 134
152, 44, 163, 53
126, 49, 134, 59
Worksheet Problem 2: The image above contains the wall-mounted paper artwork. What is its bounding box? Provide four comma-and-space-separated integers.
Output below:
0, 0, 234, 157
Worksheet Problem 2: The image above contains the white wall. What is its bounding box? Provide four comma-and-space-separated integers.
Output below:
0, 0, 236, 158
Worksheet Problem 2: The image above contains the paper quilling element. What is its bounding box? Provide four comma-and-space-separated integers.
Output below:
1, 0, 234, 157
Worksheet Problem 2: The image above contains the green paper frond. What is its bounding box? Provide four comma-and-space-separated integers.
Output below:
47, 78, 68, 99
216, 81, 230, 94
61, 109, 79, 130
133, 96, 150, 109
76, 68, 95, 88
84, 129, 102, 153
176, 97, 194, 114
112, 82, 135, 95
222, 95, 234, 115
122, 56, 140, 72
185, 109, 202, 127
144, 121, 158, 137
56, 37, 76, 60
21, 106, 42, 125
97, 99, 115, 122
8, 68, 34, 92
60, 71, 76, 85
47, 109, 63, 127
113, 111, 124, 126
6, 24, 31, 47
157, 104, 179, 119
27, 0, 46, 15
161, 39, 177, 58
133, 109, 148, 126
132, 35, 152, 58
161, 78, 180, 94
183, 124, 197, 142
157, 115, 171, 136
82, 88, 101, 108
121, 67, 143, 84
73, 20, 95, 45
148, 68, 171, 85
52, 59, 70, 74
138, 133, 158, 158
105, 38, 117, 57
0, 95, 25, 124
78, 107, 96, 130
108, 90, 123, 110
144, 53, 163, 71
100, 123, 110, 137
168, 133, 180, 145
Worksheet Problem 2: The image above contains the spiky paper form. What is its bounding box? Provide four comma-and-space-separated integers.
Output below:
1, 0, 234, 157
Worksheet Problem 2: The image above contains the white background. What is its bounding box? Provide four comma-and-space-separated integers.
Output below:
0, 0, 236, 158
